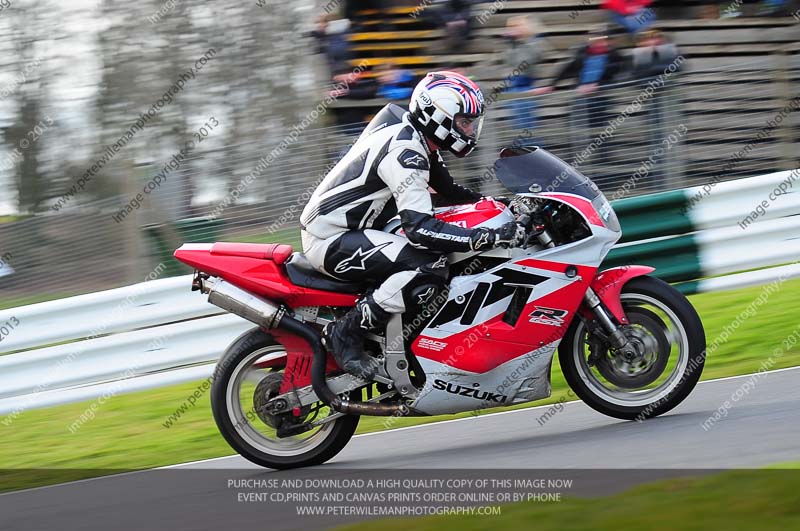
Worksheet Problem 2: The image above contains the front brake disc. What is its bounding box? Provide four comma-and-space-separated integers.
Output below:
595, 308, 671, 389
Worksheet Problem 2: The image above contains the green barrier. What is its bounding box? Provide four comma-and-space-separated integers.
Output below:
599, 189, 703, 282
610, 190, 692, 244
603, 234, 703, 283
145, 217, 224, 276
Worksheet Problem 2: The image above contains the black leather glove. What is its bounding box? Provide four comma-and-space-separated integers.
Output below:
468, 228, 495, 252
492, 221, 526, 248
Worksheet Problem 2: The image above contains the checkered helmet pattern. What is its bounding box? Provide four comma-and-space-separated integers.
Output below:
409, 71, 485, 158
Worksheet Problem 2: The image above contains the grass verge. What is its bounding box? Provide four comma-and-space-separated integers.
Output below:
334, 468, 800, 531
1, 278, 799, 489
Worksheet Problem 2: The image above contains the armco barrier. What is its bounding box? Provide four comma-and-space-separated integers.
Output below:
0, 276, 221, 353
604, 168, 800, 284
0, 170, 798, 416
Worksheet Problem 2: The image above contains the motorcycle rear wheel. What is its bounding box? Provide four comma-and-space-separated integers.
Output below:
210, 328, 359, 469
559, 276, 706, 421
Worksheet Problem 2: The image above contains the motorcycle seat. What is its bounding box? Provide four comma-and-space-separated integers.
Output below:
210, 242, 293, 264
284, 253, 367, 295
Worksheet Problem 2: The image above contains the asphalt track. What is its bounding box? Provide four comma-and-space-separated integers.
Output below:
3, 367, 799, 531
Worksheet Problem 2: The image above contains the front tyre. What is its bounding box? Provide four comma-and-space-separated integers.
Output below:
210, 328, 359, 469
559, 276, 706, 421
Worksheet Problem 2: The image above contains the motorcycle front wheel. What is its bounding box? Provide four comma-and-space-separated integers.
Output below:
559, 276, 706, 421
210, 328, 359, 469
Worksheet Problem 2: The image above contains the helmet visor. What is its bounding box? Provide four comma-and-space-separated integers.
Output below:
454, 113, 484, 142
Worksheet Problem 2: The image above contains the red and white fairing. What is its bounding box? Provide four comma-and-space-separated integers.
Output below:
406, 193, 621, 415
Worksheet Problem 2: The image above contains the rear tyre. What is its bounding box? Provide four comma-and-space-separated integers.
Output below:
210, 328, 359, 469
559, 276, 706, 421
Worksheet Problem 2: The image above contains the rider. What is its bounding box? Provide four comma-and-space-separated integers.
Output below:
300, 70, 524, 380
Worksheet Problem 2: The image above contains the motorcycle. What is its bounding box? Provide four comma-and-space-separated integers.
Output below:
174, 146, 706, 469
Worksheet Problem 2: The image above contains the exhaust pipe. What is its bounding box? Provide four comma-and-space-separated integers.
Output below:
202, 277, 285, 329
279, 317, 413, 416
202, 276, 411, 417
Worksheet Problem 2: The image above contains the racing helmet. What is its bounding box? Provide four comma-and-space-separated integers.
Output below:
408, 71, 485, 158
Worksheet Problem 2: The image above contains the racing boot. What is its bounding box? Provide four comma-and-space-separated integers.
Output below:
323, 295, 391, 381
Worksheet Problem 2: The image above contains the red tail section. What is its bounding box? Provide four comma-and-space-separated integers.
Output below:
173, 243, 357, 307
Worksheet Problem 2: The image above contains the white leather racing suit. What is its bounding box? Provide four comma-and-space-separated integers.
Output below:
299, 104, 495, 315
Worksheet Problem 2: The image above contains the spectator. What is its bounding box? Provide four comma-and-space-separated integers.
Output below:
309, 14, 328, 53
602, 0, 655, 34
629, 29, 682, 80
311, 16, 354, 77
431, 0, 473, 50
540, 28, 626, 163
629, 29, 684, 179
543, 28, 625, 99
504, 16, 547, 91
329, 70, 378, 137
375, 63, 416, 100
329, 70, 378, 100
502, 16, 549, 144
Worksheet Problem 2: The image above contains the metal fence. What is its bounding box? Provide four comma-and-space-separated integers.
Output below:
0, 57, 798, 306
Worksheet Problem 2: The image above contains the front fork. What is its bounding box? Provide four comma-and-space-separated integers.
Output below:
534, 226, 633, 353
583, 287, 633, 353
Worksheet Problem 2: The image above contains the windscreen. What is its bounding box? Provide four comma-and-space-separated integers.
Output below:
494, 147, 620, 231
494, 147, 601, 199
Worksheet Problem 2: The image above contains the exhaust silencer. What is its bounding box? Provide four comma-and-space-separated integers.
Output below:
202, 277, 284, 329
